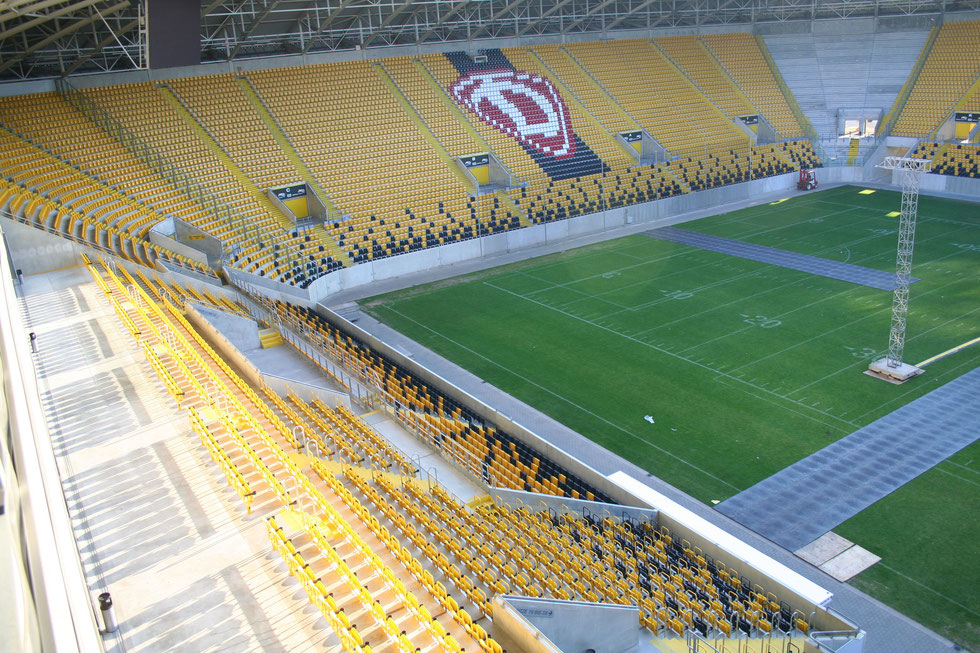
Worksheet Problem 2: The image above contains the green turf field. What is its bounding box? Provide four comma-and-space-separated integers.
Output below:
361, 185, 979, 647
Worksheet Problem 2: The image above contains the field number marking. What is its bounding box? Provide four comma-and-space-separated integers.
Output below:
843, 346, 883, 360
660, 289, 693, 300
740, 314, 782, 328
952, 243, 980, 252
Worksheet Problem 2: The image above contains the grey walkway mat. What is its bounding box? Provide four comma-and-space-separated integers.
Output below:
642, 227, 918, 290
717, 366, 980, 550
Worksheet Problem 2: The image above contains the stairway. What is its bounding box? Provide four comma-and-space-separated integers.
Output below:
495, 190, 530, 228
157, 85, 294, 231
236, 77, 343, 221
651, 40, 750, 150
413, 60, 496, 155
558, 47, 643, 130
374, 63, 477, 194
662, 166, 692, 193
259, 327, 284, 349
847, 137, 861, 165
878, 26, 939, 137
697, 40, 760, 115
520, 49, 636, 166
309, 224, 352, 267
769, 145, 799, 170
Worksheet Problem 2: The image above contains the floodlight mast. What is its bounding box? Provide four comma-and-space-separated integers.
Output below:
872, 156, 931, 378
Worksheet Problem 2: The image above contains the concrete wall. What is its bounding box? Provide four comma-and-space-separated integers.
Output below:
184, 301, 349, 411
260, 372, 350, 410
303, 167, 901, 302
489, 487, 658, 525
1, 217, 85, 275
908, 170, 980, 197
184, 302, 265, 387
149, 219, 211, 267
495, 595, 640, 653
609, 472, 862, 639
489, 597, 563, 653
292, 170, 807, 303
187, 301, 261, 352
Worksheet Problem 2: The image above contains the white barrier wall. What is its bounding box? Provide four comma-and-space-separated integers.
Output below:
220, 163, 980, 308
489, 486, 658, 524
493, 595, 640, 653
899, 169, 980, 196
301, 170, 806, 301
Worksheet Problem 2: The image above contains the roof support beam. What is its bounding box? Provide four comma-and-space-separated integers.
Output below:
227, 0, 283, 59
201, 0, 226, 17
62, 16, 138, 75
416, 0, 471, 43
302, 0, 360, 53
0, 0, 104, 42
360, 0, 416, 48
467, 0, 527, 41
561, 0, 620, 33
602, 0, 663, 30
0, 0, 128, 74
516, 0, 576, 36
1, 0, 73, 24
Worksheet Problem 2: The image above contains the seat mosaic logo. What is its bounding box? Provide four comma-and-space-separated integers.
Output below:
450, 69, 577, 160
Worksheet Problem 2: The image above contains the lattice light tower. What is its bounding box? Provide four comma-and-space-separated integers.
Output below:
868, 156, 931, 382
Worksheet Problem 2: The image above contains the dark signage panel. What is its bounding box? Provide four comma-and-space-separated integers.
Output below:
274, 184, 307, 200
461, 154, 490, 168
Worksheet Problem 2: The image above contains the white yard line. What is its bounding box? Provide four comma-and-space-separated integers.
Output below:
874, 563, 980, 619
381, 305, 742, 492
482, 281, 859, 430
788, 305, 980, 396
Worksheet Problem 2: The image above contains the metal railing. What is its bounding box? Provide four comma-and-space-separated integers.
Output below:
54, 78, 261, 252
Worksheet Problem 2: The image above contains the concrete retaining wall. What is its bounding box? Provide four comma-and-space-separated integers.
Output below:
260, 372, 350, 410
1, 217, 85, 275
490, 487, 658, 524
187, 301, 261, 352
185, 301, 349, 410
184, 302, 265, 387
312, 304, 643, 507
905, 170, 980, 197
297, 170, 808, 302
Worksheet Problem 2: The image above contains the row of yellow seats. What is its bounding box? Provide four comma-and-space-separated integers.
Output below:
266, 517, 382, 653
324, 466, 502, 653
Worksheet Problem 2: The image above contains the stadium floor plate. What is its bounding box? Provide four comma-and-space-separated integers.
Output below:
641, 225, 920, 291
716, 365, 980, 550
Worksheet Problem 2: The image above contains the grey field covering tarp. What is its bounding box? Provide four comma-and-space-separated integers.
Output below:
717, 365, 980, 550
642, 226, 919, 290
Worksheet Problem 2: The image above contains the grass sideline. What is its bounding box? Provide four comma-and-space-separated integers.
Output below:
361, 185, 979, 647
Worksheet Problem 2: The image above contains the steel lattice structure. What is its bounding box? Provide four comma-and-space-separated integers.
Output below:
876, 156, 931, 368
1, 0, 979, 81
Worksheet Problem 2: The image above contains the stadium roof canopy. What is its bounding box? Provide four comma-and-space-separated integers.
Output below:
0, 0, 978, 80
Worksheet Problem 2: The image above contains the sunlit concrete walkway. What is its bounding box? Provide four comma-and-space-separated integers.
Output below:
20, 266, 328, 653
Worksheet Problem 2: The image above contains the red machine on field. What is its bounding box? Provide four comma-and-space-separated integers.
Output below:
797, 168, 818, 191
